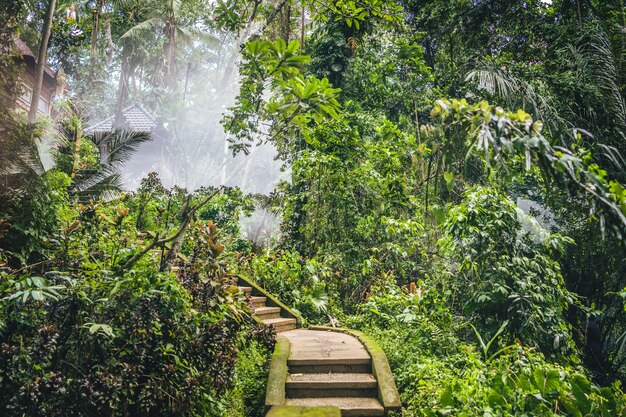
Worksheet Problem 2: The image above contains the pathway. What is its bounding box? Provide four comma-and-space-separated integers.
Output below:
236, 276, 399, 416
279, 329, 384, 416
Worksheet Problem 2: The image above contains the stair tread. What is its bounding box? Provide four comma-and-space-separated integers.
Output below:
254, 306, 281, 314
283, 329, 370, 362
263, 317, 296, 325
250, 296, 267, 302
239, 286, 252, 292
284, 397, 384, 415
287, 373, 377, 388
288, 356, 371, 365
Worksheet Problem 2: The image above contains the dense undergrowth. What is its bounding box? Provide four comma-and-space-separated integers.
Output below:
0, 157, 273, 415
347, 286, 625, 416
243, 186, 626, 416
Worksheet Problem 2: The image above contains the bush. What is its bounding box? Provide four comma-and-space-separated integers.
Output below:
0, 268, 261, 416
347, 283, 626, 416
224, 340, 273, 417
442, 186, 578, 359
0, 184, 273, 417
237, 249, 338, 324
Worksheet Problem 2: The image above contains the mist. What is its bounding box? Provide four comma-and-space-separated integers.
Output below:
78, 26, 286, 240
110, 36, 287, 195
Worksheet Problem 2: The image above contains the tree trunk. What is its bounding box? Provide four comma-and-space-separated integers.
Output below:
164, 2, 178, 94
90, 0, 103, 72
114, 44, 130, 129
280, 3, 291, 43
104, 19, 114, 63
301, 1, 305, 46
28, 0, 56, 124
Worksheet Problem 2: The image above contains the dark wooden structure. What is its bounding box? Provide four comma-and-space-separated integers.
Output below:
13, 37, 64, 117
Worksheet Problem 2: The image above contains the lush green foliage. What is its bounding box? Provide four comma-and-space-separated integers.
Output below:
0, 164, 273, 416
224, 340, 272, 417
442, 187, 578, 358
4, 0, 626, 415
347, 284, 626, 416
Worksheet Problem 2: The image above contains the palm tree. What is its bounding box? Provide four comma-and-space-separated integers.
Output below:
71, 130, 149, 200
13, 103, 150, 200
121, 0, 186, 94
57, 104, 151, 200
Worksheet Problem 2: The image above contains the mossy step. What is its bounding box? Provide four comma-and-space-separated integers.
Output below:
287, 373, 378, 398
287, 357, 371, 366
284, 398, 384, 417
255, 306, 282, 319
308, 327, 402, 412
264, 317, 297, 333
288, 363, 371, 374
266, 405, 341, 417
251, 296, 267, 307
239, 286, 253, 295
286, 372, 377, 389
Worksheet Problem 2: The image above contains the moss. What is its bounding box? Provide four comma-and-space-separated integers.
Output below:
351, 330, 401, 411
266, 406, 341, 417
265, 336, 290, 409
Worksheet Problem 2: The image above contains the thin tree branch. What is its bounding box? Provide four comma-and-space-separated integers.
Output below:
118, 187, 224, 271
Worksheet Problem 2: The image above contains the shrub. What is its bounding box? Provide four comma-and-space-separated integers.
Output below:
348, 282, 626, 416
442, 186, 578, 358
224, 340, 273, 417
0, 186, 272, 417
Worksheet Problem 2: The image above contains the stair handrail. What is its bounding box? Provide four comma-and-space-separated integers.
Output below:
232, 273, 302, 327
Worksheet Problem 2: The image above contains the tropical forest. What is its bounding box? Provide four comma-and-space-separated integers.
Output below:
1, 0, 625, 416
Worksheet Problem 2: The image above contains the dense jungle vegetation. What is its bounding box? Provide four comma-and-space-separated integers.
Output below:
1, 0, 626, 415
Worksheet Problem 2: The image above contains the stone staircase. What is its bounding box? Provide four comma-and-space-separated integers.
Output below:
236, 282, 297, 333
235, 275, 400, 417
280, 329, 385, 416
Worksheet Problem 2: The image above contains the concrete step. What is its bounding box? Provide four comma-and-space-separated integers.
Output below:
267, 406, 341, 417
250, 296, 266, 308
288, 363, 372, 374
254, 306, 281, 320
284, 397, 384, 417
288, 357, 371, 374
239, 286, 252, 295
286, 373, 377, 398
263, 317, 297, 333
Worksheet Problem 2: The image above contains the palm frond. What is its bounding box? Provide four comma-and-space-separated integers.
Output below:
465, 62, 568, 135
178, 27, 221, 47
103, 129, 151, 167
598, 140, 626, 177
71, 165, 124, 200
465, 67, 517, 99
121, 17, 164, 40
558, 20, 626, 129
584, 30, 626, 125
18, 142, 46, 177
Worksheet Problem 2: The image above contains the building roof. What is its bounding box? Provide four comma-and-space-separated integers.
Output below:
85, 103, 157, 135
13, 37, 57, 79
